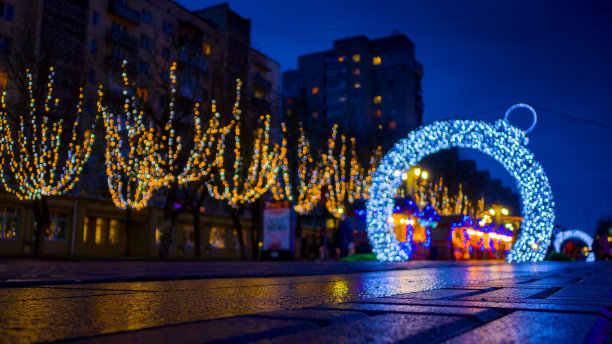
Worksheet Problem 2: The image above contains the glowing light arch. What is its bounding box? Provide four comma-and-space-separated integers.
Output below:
366, 104, 555, 262
553, 229, 595, 262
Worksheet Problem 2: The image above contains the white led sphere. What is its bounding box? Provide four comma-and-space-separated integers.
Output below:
366, 106, 554, 263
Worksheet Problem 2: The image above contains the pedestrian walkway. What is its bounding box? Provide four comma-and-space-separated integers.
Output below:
0, 261, 609, 343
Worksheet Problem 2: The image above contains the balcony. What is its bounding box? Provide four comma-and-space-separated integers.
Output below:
106, 29, 138, 51
108, 0, 140, 25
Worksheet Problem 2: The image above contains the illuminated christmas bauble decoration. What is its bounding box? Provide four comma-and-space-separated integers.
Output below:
553, 229, 595, 262
366, 104, 554, 262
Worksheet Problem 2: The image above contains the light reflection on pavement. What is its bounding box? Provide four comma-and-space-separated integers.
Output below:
0, 261, 580, 343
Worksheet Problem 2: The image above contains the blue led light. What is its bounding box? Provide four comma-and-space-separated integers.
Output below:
366, 105, 555, 262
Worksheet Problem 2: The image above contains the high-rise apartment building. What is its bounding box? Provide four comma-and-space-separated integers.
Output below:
283, 34, 423, 154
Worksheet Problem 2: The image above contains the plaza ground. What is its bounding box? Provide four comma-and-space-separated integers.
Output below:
0, 260, 610, 343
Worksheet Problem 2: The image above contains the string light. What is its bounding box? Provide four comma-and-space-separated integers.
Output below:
0, 67, 95, 200
205, 80, 282, 207
366, 105, 555, 262
553, 229, 595, 262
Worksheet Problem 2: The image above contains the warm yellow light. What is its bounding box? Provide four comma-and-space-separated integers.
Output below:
373, 56, 381, 65
338, 208, 344, 214
401, 172, 408, 181
352, 54, 360, 62
467, 229, 476, 235
501, 208, 509, 215
531, 243, 539, 250
378, 124, 383, 130
338, 56, 344, 62
311, 87, 319, 95
354, 83, 361, 89
414, 168, 421, 176
489, 208, 496, 215
373, 95, 382, 104
421, 171, 428, 180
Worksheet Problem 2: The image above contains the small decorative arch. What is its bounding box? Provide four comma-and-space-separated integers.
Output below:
366, 104, 555, 262
553, 229, 595, 262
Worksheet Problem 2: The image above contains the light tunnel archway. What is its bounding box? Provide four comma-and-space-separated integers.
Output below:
366, 105, 555, 263
553, 229, 595, 262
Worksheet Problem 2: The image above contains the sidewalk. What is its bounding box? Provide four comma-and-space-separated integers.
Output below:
0, 260, 609, 343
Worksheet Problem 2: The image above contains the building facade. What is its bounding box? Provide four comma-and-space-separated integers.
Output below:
283, 34, 423, 155
0, 0, 278, 257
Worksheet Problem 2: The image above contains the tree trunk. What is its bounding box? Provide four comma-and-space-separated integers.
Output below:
32, 196, 51, 257
159, 182, 179, 257
193, 206, 201, 257
125, 207, 132, 256
229, 206, 246, 260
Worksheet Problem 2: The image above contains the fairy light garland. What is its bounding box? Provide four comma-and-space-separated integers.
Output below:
366, 105, 555, 262
205, 80, 281, 207
98, 61, 166, 210
553, 229, 595, 262
0, 67, 95, 200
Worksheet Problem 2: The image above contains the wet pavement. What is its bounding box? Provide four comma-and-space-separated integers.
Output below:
0, 260, 610, 343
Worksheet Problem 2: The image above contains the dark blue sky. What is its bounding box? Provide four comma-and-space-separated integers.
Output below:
180, 0, 612, 234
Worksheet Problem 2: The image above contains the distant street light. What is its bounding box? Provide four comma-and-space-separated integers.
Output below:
421, 171, 428, 180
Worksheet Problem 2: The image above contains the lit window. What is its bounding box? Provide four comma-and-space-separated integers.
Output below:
352, 68, 360, 76
0, 70, 7, 89
203, 42, 211, 55
339, 96, 346, 102
374, 109, 382, 117
83, 217, 89, 243
373, 95, 382, 104
389, 121, 397, 130
311, 87, 319, 95
352, 54, 360, 62
0, 207, 18, 239
109, 219, 119, 245
373, 56, 382, 65
95, 218, 104, 244
354, 83, 361, 89
378, 124, 383, 130
155, 227, 162, 245
312, 112, 318, 118
337, 56, 344, 62
210, 226, 225, 249
136, 87, 148, 102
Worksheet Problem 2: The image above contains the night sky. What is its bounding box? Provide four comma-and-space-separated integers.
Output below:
180, 0, 612, 234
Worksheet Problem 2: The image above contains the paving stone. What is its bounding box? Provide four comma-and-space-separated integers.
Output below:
443, 311, 600, 344
580, 275, 612, 285
249, 308, 368, 326
61, 317, 317, 344
458, 287, 552, 300
257, 313, 480, 344
387, 288, 488, 300
549, 286, 612, 300
350, 297, 610, 314
527, 277, 581, 285
319, 303, 505, 322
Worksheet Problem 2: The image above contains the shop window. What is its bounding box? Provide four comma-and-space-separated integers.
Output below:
48, 212, 67, 241
209, 226, 225, 249
95, 218, 104, 244
109, 219, 119, 245
83, 217, 89, 243
0, 207, 17, 239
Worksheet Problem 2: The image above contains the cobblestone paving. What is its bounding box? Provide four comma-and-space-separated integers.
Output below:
0, 261, 610, 343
